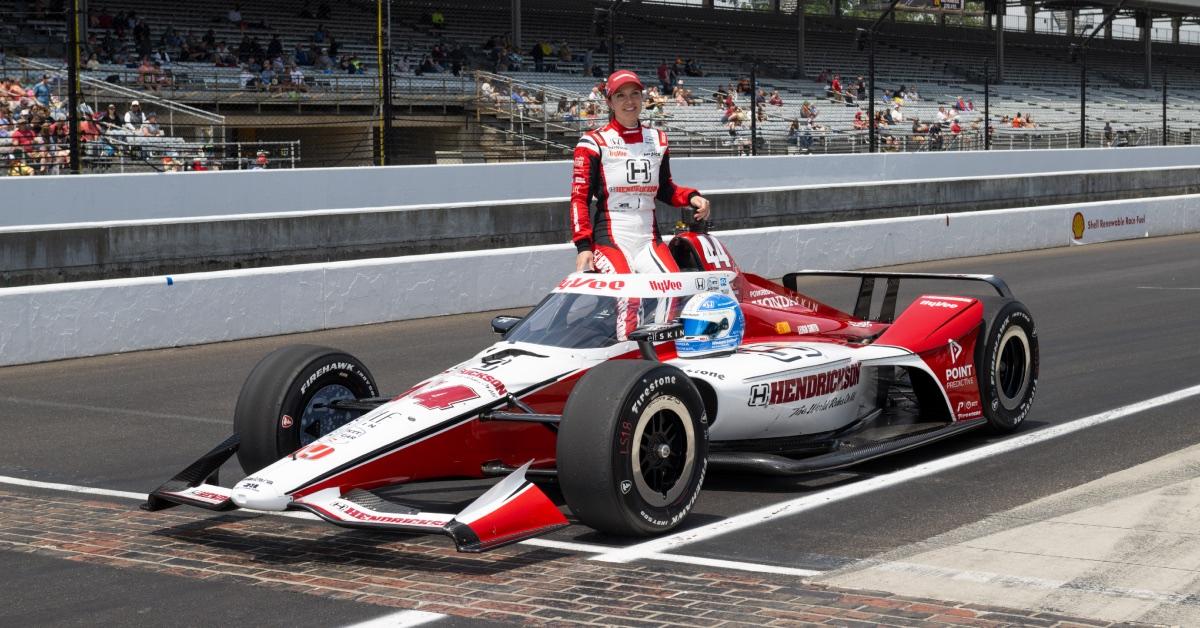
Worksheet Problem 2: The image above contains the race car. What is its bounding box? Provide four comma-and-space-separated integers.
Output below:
145, 226, 1038, 552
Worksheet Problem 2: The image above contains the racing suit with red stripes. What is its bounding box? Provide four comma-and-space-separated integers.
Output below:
570, 119, 699, 276
570, 119, 699, 338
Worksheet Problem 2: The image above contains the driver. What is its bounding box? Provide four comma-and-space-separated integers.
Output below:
570, 70, 711, 275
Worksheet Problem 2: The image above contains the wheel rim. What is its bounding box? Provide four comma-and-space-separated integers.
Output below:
994, 327, 1031, 411
299, 384, 357, 446
631, 395, 696, 507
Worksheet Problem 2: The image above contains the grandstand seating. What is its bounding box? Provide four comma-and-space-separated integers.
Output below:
3, 0, 1199, 164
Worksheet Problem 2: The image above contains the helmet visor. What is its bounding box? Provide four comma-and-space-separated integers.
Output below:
682, 317, 723, 337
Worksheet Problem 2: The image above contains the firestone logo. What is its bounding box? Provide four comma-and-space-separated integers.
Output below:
558, 277, 626, 291
648, 279, 683, 292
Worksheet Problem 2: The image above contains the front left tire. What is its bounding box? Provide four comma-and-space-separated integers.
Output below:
233, 345, 378, 474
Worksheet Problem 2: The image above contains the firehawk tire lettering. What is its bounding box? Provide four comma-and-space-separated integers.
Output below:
978, 302, 1039, 434
557, 360, 708, 536
233, 345, 379, 474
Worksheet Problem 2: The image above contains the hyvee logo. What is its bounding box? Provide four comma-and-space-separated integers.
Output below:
648, 279, 682, 292
558, 277, 627, 290
920, 299, 959, 309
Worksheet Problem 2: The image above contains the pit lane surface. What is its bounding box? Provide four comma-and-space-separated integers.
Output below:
3, 233, 1200, 625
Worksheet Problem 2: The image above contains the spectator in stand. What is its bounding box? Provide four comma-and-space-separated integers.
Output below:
755, 88, 766, 106
316, 48, 334, 72
656, 60, 670, 93
936, 106, 951, 124
950, 119, 962, 135
829, 74, 843, 103
140, 112, 164, 137
33, 75, 52, 107
253, 150, 269, 169
853, 110, 867, 130
11, 120, 35, 151
787, 119, 800, 146
888, 104, 903, 124
557, 41, 572, 66
587, 84, 603, 102
769, 90, 783, 106
288, 66, 308, 92
1011, 112, 1023, 128
1024, 114, 1037, 128
124, 100, 145, 129
817, 68, 830, 84
8, 149, 34, 176
267, 35, 283, 58
227, 4, 245, 31
906, 85, 920, 101
1103, 121, 1114, 147
313, 24, 328, 44
98, 104, 121, 131
685, 58, 703, 77
137, 57, 159, 91
954, 96, 966, 112
530, 40, 545, 72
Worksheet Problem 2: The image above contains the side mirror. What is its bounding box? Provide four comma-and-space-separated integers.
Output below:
628, 321, 685, 361
491, 315, 521, 335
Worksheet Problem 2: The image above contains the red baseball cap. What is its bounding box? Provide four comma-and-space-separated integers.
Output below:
606, 70, 644, 97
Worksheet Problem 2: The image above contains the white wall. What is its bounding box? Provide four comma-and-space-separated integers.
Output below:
3, 146, 1200, 228
3, 193, 1198, 367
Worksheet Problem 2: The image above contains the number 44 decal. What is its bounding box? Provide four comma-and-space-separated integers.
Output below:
412, 385, 480, 410
697, 235, 731, 268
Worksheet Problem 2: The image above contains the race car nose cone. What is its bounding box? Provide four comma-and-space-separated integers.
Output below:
231, 480, 292, 511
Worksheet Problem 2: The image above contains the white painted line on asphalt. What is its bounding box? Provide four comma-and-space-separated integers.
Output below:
0, 475, 826, 578
0, 475, 318, 520
594, 383, 1200, 564
0, 396, 229, 426
341, 609, 445, 627
1136, 286, 1200, 291
520, 538, 823, 577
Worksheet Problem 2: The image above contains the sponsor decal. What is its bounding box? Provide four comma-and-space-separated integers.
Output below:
739, 345, 823, 363
697, 236, 732, 269
300, 362, 357, 395
848, 320, 872, 328
625, 158, 651, 183
775, 321, 791, 334
324, 425, 367, 444
611, 185, 658, 194
187, 489, 229, 503
694, 278, 706, 290
948, 339, 964, 363
572, 176, 586, 184
329, 502, 445, 527
620, 480, 632, 495
648, 279, 683, 292
920, 299, 959, 309
945, 364, 977, 391
682, 368, 726, 381
795, 323, 820, 334
558, 277, 627, 291
787, 390, 858, 417
748, 363, 861, 407
243, 476, 273, 485
280, 415, 294, 429
412, 385, 481, 410
1072, 211, 1146, 241
295, 443, 336, 460
630, 375, 676, 415
573, 155, 585, 167
706, 277, 720, 291
957, 400, 980, 414
457, 369, 508, 396
1072, 211, 1085, 239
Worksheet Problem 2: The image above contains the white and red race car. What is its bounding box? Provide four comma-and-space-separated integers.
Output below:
146, 228, 1038, 552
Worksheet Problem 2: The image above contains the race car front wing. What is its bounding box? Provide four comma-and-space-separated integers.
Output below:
143, 436, 568, 552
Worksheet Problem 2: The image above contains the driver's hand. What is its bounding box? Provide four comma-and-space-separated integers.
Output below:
690, 195, 711, 222
576, 250, 595, 272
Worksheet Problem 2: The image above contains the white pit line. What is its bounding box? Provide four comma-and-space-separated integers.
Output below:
593, 382, 1200, 564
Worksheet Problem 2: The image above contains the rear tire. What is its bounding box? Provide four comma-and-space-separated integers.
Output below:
234, 345, 378, 474
979, 301, 1038, 433
557, 360, 708, 536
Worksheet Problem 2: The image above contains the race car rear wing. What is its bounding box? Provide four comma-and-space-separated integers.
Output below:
782, 271, 1013, 323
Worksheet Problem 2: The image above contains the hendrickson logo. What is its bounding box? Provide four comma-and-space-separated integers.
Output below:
648, 279, 683, 292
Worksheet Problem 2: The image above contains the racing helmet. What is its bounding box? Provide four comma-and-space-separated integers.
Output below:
676, 292, 744, 358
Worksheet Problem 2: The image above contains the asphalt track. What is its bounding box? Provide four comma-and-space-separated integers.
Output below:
3, 233, 1200, 625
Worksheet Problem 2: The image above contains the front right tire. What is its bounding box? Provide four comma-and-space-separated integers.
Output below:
557, 360, 709, 536
980, 301, 1039, 433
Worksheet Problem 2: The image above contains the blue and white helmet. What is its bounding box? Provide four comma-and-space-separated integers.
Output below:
676, 292, 744, 358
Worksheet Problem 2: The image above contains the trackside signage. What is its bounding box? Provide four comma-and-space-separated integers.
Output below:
553, 272, 736, 298
1071, 207, 1149, 245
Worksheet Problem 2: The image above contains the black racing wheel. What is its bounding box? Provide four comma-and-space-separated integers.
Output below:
557, 360, 708, 536
233, 345, 378, 474
979, 301, 1038, 433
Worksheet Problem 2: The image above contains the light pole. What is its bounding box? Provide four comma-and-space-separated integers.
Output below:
856, 0, 902, 154
1072, 0, 1128, 148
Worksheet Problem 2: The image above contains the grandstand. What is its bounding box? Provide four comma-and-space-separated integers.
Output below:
2, 0, 1199, 171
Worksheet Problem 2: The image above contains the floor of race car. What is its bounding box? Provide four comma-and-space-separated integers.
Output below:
5, 234, 1200, 626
